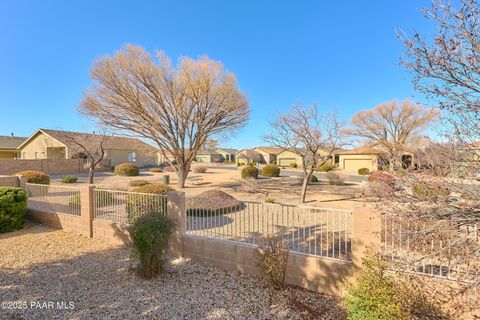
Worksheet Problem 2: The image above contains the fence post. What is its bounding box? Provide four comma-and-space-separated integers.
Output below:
19, 176, 28, 189
166, 191, 186, 257
351, 204, 381, 268
79, 184, 95, 238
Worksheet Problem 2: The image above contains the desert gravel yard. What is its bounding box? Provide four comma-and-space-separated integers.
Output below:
0, 223, 346, 320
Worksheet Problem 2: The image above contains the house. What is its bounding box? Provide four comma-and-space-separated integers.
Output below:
0, 134, 26, 159
336, 147, 385, 172
195, 151, 223, 163
18, 129, 158, 167
215, 148, 238, 162
254, 147, 283, 164
276, 148, 342, 168
235, 148, 262, 164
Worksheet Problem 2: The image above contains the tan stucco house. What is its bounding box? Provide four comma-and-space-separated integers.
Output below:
215, 148, 238, 162
0, 135, 26, 159
276, 150, 302, 167
337, 147, 385, 172
18, 129, 158, 167
254, 147, 283, 164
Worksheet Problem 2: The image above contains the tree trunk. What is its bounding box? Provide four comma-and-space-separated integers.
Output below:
176, 164, 189, 188
300, 174, 309, 203
88, 166, 95, 184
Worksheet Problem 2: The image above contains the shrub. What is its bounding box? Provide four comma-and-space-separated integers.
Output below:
368, 172, 395, 197
358, 168, 370, 175
129, 180, 149, 187
241, 166, 259, 179
15, 170, 50, 185
264, 197, 275, 203
149, 167, 163, 173
261, 164, 280, 177
326, 172, 346, 185
316, 161, 335, 172
164, 165, 175, 172
254, 235, 289, 290
114, 163, 139, 176
127, 184, 173, 223
186, 190, 243, 216
289, 163, 298, 168
345, 251, 449, 320
192, 165, 207, 173
310, 175, 318, 183
412, 181, 449, 200
0, 187, 27, 233
129, 213, 172, 278
61, 175, 78, 183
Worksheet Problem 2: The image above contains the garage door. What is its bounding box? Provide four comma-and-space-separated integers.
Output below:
343, 159, 373, 172
278, 158, 297, 166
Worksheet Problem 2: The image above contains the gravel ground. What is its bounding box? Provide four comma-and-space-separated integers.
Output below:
0, 223, 346, 320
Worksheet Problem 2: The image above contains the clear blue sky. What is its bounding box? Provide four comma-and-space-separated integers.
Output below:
0, 0, 433, 149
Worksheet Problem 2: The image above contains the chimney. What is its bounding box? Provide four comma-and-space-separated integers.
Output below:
11, 133, 13, 138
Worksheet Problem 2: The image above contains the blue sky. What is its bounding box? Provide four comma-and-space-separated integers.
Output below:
0, 0, 433, 149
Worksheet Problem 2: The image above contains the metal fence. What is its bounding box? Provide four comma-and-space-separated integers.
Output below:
26, 183, 81, 216
93, 189, 167, 224
382, 214, 479, 283
186, 200, 352, 261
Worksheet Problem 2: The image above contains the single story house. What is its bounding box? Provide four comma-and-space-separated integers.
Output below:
337, 147, 385, 172
18, 129, 158, 167
215, 148, 238, 162
195, 151, 223, 163
0, 134, 26, 159
276, 148, 343, 168
254, 147, 283, 164
235, 149, 262, 164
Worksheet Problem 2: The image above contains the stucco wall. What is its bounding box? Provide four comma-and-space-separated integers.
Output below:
277, 150, 302, 167
20, 132, 65, 159
0, 151, 19, 159
108, 149, 156, 167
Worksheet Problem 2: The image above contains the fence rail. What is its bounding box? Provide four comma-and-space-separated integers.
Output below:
93, 189, 167, 224
26, 183, 81, 216
382, 214, 479, 283
186, 200, 352, 261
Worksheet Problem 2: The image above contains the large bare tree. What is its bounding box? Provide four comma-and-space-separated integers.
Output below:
347, 100, 439, 171
79, 45, 249, 188
399, 0, 480, 143
265, 104, 344, 203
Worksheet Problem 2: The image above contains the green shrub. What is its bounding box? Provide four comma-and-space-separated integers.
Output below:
310, 175, 318, 183
149, 167, 163, 173
316, 161, 334, 172
358, 168, 370, 175
345, 252, 407, 320
241, 166, 259, 179
264, 197, 275, 203
262, 164, 280, 177
0, 187, 27, 233
129, 180, 149, 187
15, 170, 50, 185
345, 251, 449, 320
114, 163, 140, 176
289, 163, 298, 168
127, 184, 172, 223
129, 213, 172, 278
61, 175, 78, 183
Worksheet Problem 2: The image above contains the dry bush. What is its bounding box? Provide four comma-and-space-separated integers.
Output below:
240, 177, 259, 193
254, 235, 289, 290
192, 165, 207, 173
149, 167, 163, 173
326, 172, 346, 185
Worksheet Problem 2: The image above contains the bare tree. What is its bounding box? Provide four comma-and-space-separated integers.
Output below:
79, 45, 249, 188
63, 132, 109, 184
347, 100, 439, 172
265, 104, 344, 203
399, 0, 480, 143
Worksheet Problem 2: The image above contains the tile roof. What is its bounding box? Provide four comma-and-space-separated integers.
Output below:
336, 146, 384, 155
255, 147, 284, 155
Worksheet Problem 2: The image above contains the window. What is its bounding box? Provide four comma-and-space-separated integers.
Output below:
128, 152, 137, 162
22, 152, 26, 159
34, 152, 38, 159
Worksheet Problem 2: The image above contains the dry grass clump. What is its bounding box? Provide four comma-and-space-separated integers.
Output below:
192, 165, 207, 173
